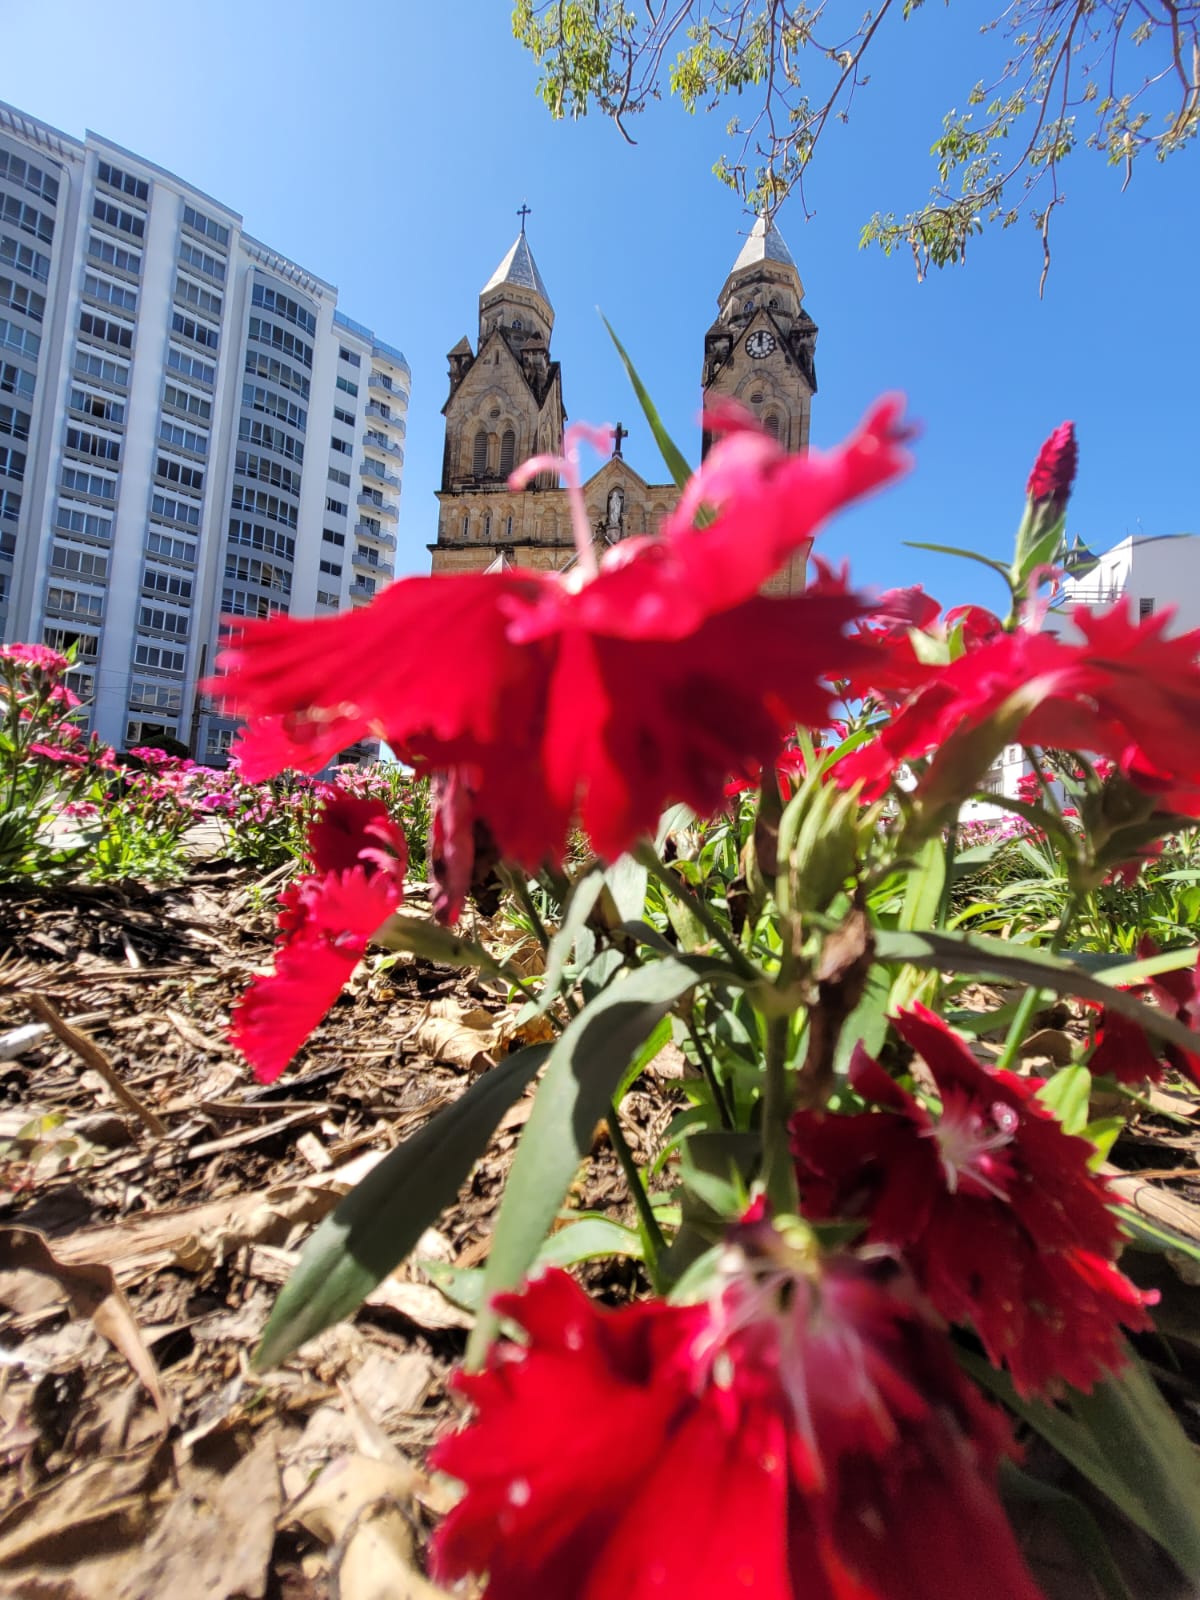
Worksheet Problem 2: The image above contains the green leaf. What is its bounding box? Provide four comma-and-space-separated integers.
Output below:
904, 540, 1014, 581
1119, 1207, 1200, 1267
252, 1043, 549, 1369
1092, 946, 1198, 987
603, 316, 694, 489
421, 1215, 646, 1316
536, 866, 606, 1014
375, 912, 531, 988
1068, 1349, 1200, 1579
1037, 1064, 1092, 1135
871, 927, 1200, 1058
898, 835, 946, 932
999, 1464, 1134, 1600
466, 958, 719, 1366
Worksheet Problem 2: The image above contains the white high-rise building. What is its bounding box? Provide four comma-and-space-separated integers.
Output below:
0, 100, 409, 762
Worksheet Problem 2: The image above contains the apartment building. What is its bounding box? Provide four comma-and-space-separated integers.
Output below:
0, 100, 409, 761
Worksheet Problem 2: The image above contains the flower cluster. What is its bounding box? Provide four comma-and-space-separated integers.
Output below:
432, 1217, 1045, 1600
790, 1006, 1154, 1397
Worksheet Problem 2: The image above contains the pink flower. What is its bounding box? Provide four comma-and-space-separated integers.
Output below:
212, 402, 910, 891
29, 742, 89, 768
432, 1228, 1042, 1599
228, 788, 407, 1081
0, 643, 69, 674
1026, 422, 1077, 505
791, 1006, 1154, 1397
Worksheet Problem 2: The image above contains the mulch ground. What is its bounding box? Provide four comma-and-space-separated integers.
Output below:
1, 858, 1198, 1599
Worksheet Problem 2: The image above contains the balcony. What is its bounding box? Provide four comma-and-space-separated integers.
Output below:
350, 576, 378, 596
360, 463, 401, 490
353, 550, 394, 578
354, 523, 396, 549
368, 372, 396, 393
357, 492, 398, 519
364, 402, 405, 433
363, 431, 405, 461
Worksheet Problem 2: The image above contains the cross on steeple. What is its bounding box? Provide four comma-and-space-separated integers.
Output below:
612, 421, 628, 458
517, 202, 532, 233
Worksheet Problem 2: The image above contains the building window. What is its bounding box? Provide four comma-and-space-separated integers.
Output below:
461, 513, 469, 538
1, 194, 54, 246
96, 161, 149, 202
339, 346, 361, 367
505, 515, 513, 539
325, 497, 347, 516
331, 435, 352, 454
483, 512, 491, 539
182, 205, 230, 249
336, 375, 358, 398
0, 149, 60, 204
1139, 597, 1156, 618
319, 558, 342, 578
328, 466, 351, 488
252, 282, 316, 336
334, 406, 355, 426
500, 429, 516, 476
91, 198, 144, 239
763, 413, 781, 441
472, 428, 488, 476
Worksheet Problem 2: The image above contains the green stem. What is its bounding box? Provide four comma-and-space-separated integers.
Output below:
761, 1015, 799, 1213
996, 896, 1077, 1071
634, 842, 759, 982
684, 1013, 735, 1131
606, 1098, 667, 1290
937, 818, 958, 930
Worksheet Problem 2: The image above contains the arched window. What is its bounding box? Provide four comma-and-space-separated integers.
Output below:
505, 515, 513, 539
512, 318, 523, 330
461, 513, 469, 538
763, 413, 782, 441
472, 428, 488, 476
483, 512, 491, 539
499, 429, 516, 476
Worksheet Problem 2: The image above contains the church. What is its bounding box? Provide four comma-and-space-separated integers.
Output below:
429, 215, 819, 596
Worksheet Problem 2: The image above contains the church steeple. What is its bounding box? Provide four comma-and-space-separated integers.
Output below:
702, 213, 818, 456
479, 230, 554, 352
701, 215, 818, 596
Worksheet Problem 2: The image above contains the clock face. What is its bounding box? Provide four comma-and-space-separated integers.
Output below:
746, 329, 776, 359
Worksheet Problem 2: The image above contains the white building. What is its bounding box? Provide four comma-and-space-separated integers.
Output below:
962, 532, 1200, 817
0, 100, 409, 762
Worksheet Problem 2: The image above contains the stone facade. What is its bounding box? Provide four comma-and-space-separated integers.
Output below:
429, 218, 817, 591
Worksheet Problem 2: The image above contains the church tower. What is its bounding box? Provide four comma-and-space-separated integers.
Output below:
430, 223, 680, 576
432, 227, 569, 574
700, 215, 817, 592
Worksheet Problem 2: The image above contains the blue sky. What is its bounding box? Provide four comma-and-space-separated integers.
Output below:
6, 1, 1196, 609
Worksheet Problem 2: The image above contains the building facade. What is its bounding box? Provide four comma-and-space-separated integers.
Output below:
429, 215, 817, 592
0, 100, 409, 761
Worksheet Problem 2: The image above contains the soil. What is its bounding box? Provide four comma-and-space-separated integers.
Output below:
1, 859, 1198, 1599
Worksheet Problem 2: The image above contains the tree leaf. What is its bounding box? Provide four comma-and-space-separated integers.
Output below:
603, 315, 694, 489
466, 959, 722, 1365
253, 1044, 550, 1369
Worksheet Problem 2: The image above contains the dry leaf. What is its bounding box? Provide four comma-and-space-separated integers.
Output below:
291, 1454, 448, 1600
0, 1229, 169, 1429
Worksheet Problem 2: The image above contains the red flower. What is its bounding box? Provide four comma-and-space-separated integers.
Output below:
432, 1233, 1042, 1599
1026, 421, 1077, 505
228, 788, 406, 1081
1090, 940, 1200, 1088
835, 603, 1200, 806
790, 1006, 1154, 1397
212, 403, 910, 888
